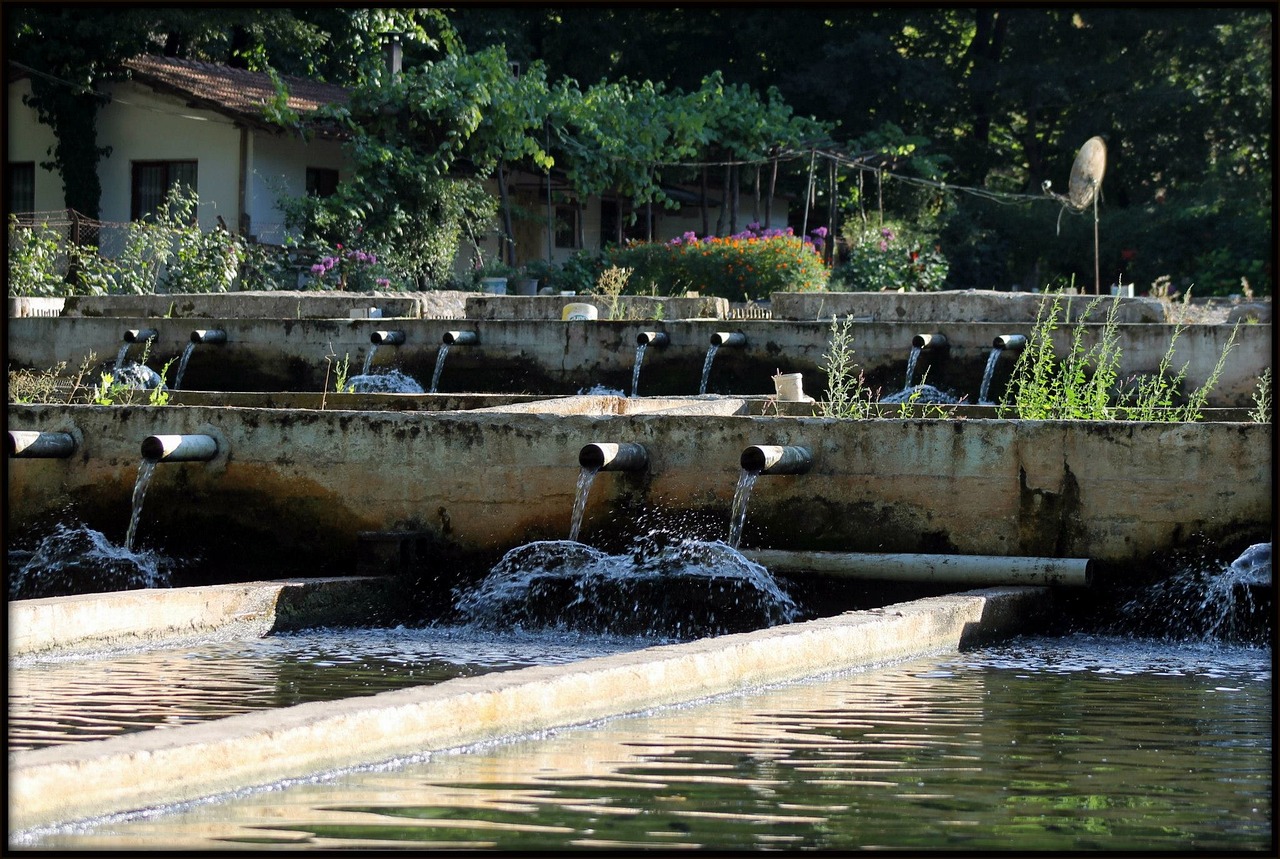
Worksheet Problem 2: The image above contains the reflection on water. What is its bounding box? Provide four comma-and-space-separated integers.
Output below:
22, 635, 1270, 851
8, 627, 655, 752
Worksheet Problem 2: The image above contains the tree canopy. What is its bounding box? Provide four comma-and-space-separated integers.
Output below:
7, 5, 1271, 294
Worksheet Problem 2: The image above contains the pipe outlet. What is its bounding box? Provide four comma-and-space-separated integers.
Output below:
124, 328, 159, 343
579, 442, 649, 472
141, 433, 219, 463
370, 330, 406, 345
636, 331, 669, 348
443, 330, 478, 345
993, 334, 1028, 351
710, 331, 747, 348
8, 430, 76, 459
189, 329, 227, 344
911, 333, 948, 350
740, 444, 812, 475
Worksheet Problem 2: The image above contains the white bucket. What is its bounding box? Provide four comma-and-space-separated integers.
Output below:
562, 302, 599, 321
773, 372, 813, 402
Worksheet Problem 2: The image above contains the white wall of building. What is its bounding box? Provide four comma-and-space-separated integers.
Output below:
7, 79, 70, 213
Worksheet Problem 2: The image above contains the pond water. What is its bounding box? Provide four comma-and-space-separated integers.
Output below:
8, 626, 659, 753
19, 634, 1270, 851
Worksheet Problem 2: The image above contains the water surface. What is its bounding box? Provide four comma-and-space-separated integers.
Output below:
21, 634, 1270, 851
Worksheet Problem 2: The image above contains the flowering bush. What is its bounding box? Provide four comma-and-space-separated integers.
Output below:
305, 242, 396, 291
831, 222, 949, 292
603, 223, 829, 301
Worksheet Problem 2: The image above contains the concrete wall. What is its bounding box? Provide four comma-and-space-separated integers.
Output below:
8, 403, 1270, 580
772, 290, 1170, 324
9, 315, 1270, 406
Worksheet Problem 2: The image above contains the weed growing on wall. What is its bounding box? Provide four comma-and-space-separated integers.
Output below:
818, 315, 875, 419
1249, 368, 1271, 423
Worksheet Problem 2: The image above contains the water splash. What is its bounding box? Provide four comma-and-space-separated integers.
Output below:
904, 345, 922, 389
978, 347, 1002, 405
348, 370, 424, 394
455, 537, 801, 638
429, 344, 450, 394
362, 345, 378, 376
114, 342, 131, 371
8, 522, 174, 600
125, 458, 158, 551
630, 343, 648, 398
699, 343, 720, 395
879, 384, 961, 405
568, 466, 601, 542
110, 361, 165, 390
728, 469, 761, 549
172, 342, 197, 390
1115, 543, 1272, 643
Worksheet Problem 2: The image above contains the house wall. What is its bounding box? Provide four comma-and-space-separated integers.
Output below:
246, 133, 346, 245
7, 79, 69, 213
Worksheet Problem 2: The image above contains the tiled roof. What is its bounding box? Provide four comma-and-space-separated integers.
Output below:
122, 55, 348, 127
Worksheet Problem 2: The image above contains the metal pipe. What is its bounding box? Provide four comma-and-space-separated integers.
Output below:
740, 444, 812, 475
579, 442, 648, 472
124, 328, 159, 343
189, 329, 227, 344
443, 330, 478, 345
993, 334, 1027, 351
370, 330, 406, 345
8, 430, 76, 459
710, 331, 747, 348
742, 549, 1091, 587
140, 434, 219, 463
911, 333, 948, 350
636, 331, 669, 348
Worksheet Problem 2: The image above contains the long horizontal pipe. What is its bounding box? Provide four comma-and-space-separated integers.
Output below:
123, 328, 158, 343
443, 330, 478, 345
743, 549, 1090, 587
8, 430, 76, 459
579, 442, 648, 472
911, 332, 948, 350
189, 329, 227, 344
710, 331, 747, 347
370, 330, 405, 345
740, 444, 812, 475
140, 434, 219, 463
636, 331, 669, 347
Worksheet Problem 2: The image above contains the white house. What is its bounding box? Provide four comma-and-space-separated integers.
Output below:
8, 55, 793, 277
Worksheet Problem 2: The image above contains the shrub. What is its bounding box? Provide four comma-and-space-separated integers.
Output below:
830, 220, 949, 292
603, 224, 829, 301
7, 216, 69, 297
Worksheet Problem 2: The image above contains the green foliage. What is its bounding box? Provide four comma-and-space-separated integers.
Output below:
1249, 368, 1271, 424
818, 316, 876, 419
7, 217, 69, 297
1000, 293, 1237, 421
831, 221, 949, 292
602, 226, 828, 302
7, 355, 96, 404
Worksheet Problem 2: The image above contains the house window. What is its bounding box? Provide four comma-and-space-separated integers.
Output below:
131, 160, 197, 221
9, 162, 35, 215
306, 167, 339, 198
554, 204, 580, 249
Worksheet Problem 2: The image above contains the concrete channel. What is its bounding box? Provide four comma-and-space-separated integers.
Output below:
9, 581, 1052, 833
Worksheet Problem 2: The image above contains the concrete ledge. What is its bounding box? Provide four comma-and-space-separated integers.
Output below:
58, 291, 470, 320
8, 577, 396, 658
771, 289, 1168, 323
9, 586, 1050, 832
465, 294, 729, 321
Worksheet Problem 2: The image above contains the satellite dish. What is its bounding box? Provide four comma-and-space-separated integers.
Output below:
1067, 136, 1107, 211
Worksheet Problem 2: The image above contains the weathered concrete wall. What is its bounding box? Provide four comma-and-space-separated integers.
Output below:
9, 577, 397, 657
465, 293, 729, 321
772, 289, 1169, 323
9, 585, 1052, 833
58, 290, 470, 320
8, 316, 1270, 405
8, 403, 1270, 576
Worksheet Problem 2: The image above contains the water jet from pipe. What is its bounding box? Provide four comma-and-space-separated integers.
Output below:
189, 329, 227, 344
370, 330, 406, 346
124, 328, 159, 344
636, 331, 669, 348
710, 331, 747, 348
993, 334, 1027, 351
